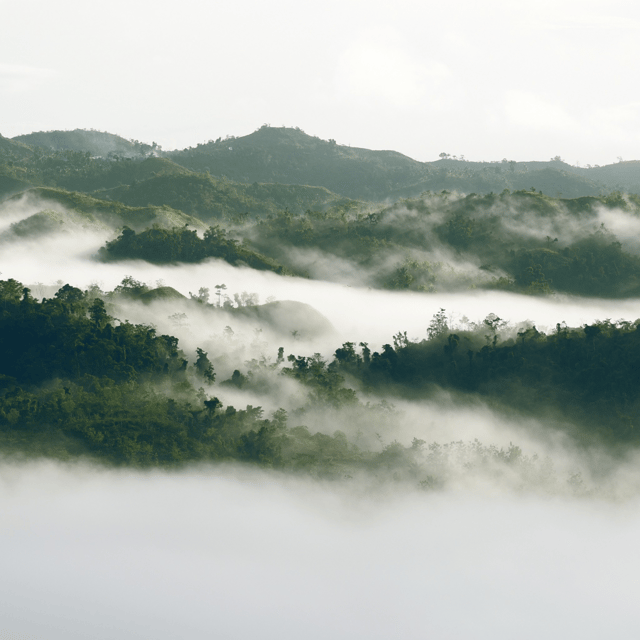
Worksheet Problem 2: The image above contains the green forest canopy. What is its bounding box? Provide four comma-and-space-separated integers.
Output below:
1, 279, 639, 483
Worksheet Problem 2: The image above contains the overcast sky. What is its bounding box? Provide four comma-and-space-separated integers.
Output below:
1, 0, 640, 164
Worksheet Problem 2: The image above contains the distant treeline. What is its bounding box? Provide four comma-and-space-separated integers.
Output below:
7, 125, 640, 201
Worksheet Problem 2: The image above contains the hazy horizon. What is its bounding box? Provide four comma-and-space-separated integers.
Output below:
2, 1, 640, 166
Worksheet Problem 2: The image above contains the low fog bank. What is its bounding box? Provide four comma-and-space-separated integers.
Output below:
204, 377, 640, 500
1, 460, 640, 640
3, 226, 640, 353
71, 277, 640, 356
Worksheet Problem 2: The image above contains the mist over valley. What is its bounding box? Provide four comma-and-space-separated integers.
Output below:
3, 126, 640, 638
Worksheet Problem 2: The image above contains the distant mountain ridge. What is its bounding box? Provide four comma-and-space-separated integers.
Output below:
166, 126, 640, 199
3, 125, 640, 199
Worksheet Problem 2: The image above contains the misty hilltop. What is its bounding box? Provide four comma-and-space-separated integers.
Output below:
1, 187, 205, 239
12, 129, 160, 158
167, 125, 429, 200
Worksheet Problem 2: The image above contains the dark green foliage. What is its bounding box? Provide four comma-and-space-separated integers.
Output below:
247, 189, 640, 297
2, 186, 201, 231
10, 128, 640, 480
12, 129, 157, 157
103, 224, 293, 273
329, 316, 640, 446
100, 172, 344, 222
221, 369, 248, 389
0, 282, 184, 384
0, 280, 393, 475
165, 125, 640, 200
438, 213, 483, 250
194, 348, 215, 384
8, 126, 640, 206
507, 229, 640, 297
384, 258, 438, 291
167, 125, 430, 200
282, 352, 358, 409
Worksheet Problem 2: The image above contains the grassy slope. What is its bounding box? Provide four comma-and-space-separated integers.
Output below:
6, 187, 206, 232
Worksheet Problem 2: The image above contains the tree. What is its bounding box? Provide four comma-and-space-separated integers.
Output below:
334, 342, 356, 364
427, 308, 448, 340
89, 298, 110, 329
483, 313, 507, 333
194, 348, 215, 383
190, 287, 210, 304
0, 279, 24, 306
214, 284, 227, 307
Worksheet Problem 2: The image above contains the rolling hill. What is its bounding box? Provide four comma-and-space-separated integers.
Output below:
12, 129, 157, 157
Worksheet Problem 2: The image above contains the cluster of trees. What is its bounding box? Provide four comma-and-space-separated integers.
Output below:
0, 149, 146, 195
319, 312, 640, 446
0, 279, 325, 468
0, 279, 188, 385
103, 172, 343, 222
102, 225, 293, 274
505, 229, 640, 296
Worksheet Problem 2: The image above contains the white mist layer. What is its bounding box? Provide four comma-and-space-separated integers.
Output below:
1, 461, 639, 640
3, 225, 640, 353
